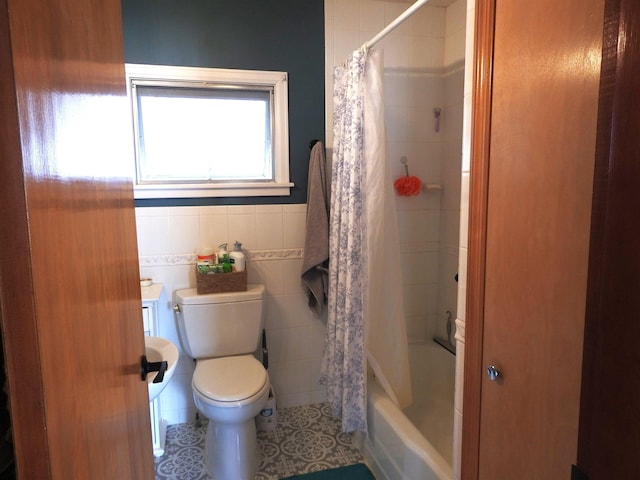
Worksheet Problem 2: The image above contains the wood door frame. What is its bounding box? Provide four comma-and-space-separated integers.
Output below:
0, 0, 51, 477
577, 0, 640, 476
460, 0, 496, 477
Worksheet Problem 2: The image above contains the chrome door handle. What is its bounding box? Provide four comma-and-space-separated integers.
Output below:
487, 364, 501, 381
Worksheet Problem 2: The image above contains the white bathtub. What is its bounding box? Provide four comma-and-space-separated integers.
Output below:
360, 343, 455, 480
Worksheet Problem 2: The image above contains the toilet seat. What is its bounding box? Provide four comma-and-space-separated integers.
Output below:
193, 355, 268, 403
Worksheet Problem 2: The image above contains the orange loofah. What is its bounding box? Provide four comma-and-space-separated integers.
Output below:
394, 175, 422, 196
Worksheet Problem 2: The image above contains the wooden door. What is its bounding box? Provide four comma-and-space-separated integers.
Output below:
0, 0, 154, 478
462, 0, 605, 478
576, 0, 640, 478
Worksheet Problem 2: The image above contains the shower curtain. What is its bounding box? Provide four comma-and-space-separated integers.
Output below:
321, 47, 412, 433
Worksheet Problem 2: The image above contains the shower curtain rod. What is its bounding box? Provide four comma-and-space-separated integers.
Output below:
363, 0, 430, 49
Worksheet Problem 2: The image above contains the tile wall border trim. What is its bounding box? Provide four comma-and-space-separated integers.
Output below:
399, 241, 440, 254
139, 243, 448, 264
384, 59, 465, 78
139, 248, 304, 266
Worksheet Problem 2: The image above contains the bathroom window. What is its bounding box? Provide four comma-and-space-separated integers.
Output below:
125, 64, 292, 198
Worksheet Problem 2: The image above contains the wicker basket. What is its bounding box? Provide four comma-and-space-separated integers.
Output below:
195, 267, 247, 294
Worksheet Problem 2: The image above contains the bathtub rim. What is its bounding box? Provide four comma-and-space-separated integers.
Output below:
362, 371, 454, 480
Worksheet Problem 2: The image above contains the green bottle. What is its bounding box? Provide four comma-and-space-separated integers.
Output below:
222, 253, 231, 273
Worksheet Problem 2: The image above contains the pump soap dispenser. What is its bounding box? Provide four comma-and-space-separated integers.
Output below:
229, 241, 246, 272
217, 243, 231, 272
218, 243, 228, 263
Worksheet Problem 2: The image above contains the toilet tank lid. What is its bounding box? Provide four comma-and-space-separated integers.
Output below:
176, 284, 265, 305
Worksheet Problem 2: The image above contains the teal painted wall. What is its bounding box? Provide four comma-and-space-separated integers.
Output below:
121, 0, 325, 206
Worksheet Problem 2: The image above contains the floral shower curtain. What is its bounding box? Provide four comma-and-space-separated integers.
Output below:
321, 47, 412, 433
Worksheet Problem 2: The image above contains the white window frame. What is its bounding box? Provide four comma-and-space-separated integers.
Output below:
125, 63, 293, 198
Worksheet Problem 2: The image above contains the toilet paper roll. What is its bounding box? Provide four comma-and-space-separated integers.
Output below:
256, 387, 277, 432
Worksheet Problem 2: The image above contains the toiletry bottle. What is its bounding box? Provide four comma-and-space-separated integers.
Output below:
222, 253, 231, 272
217, 243, 228, 264
197, 247, 215, 264
229, 241, 246, 272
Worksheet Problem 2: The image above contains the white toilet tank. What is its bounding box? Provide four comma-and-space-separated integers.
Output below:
174, 284, 265, 359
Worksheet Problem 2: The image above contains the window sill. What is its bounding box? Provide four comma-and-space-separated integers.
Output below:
134, 182, 294, 199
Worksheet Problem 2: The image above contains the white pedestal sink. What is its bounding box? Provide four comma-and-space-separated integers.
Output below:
144, 336, 179, 402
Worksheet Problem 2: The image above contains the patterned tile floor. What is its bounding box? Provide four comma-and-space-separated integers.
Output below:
154, 403, 365, 480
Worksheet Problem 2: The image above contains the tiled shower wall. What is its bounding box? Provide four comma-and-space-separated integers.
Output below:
135, 0, 470, 429
325, 0, 466, 345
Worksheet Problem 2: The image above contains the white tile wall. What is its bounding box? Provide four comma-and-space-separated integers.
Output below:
437, 62, 464, 343
445, 0, 468, 67
136, 205, 326, 424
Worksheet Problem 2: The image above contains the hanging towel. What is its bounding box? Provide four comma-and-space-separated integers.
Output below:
301, 141, 330, 316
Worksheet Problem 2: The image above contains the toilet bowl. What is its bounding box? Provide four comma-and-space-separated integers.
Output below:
174, 285, 268, 480
192, 355, 270, 479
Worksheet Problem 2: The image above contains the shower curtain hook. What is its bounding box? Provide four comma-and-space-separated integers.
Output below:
400, 156, 409, 176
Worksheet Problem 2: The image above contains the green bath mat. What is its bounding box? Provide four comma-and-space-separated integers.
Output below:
281, 463, 375, 480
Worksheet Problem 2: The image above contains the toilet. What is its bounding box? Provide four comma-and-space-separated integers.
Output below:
174, 284, 269, 480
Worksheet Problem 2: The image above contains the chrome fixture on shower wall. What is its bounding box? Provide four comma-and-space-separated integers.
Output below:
434, 108, 442, 133
434, 310, 456, 355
